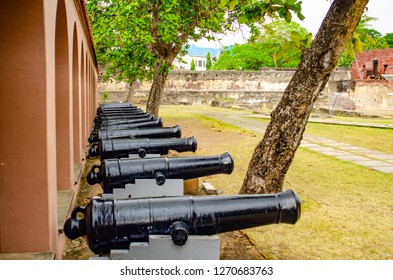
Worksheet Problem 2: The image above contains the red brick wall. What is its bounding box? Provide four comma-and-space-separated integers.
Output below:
352, 48, 393, 79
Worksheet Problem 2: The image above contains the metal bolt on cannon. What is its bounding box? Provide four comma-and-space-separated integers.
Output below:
64, 102, 302, 260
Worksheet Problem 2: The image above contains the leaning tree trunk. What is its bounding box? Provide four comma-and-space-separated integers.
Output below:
240, 0, 369, 194
125, 82, 136, 104
352, 49, 363, 80
146, 54, 176, 118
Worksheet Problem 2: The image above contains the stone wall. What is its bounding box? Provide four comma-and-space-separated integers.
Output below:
99, 68, 353, 110
353, 80, 393, 109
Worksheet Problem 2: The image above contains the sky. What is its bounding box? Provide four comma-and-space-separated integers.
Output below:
193, 0, 393, 48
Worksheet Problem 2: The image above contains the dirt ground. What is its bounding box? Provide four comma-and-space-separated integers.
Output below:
61, 116, 267, 260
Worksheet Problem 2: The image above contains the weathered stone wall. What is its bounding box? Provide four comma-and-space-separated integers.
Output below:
353, 80, 393, 109
100, 68, 354, 109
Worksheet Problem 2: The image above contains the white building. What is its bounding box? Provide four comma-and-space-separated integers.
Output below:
174, 45, 222, 70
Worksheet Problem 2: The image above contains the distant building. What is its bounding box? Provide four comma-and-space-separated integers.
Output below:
352, 48, 393, 79
174, 45, 222, 70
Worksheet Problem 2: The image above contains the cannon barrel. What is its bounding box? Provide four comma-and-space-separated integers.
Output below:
88, 125, 182, 144
97, 108, 144, 115
97, 106, 143, 114
89, 136, 197, 160
97, 103, 136, 112
98, 104, 141, 110
92, 118, 163, 132
63, 190, 301, 254
87, 152, 234, 193
94, 116, 155, 130
94, 113, 153, 124
99, 102, 133, 108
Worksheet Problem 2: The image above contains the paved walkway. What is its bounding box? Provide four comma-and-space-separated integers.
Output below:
201, 110, 393, 174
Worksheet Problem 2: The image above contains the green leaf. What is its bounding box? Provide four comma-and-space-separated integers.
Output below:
229, 0, 239, 10
238, 14, 248, 24
284, 10, 292, 22
220, 0, 229, 8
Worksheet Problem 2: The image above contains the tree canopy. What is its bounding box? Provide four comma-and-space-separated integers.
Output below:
383, 33, 393, 48
87, 0, 304, 117
213, 20, 311, 70
338, 14, 389, 67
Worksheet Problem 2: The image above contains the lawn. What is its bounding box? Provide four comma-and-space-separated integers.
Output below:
64, 104, 393, 260
159, 105, 393, 260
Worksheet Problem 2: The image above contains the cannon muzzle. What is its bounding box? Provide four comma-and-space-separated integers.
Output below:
87, 152, 234, 193
89, 136, 197, 159
63, 190, 301, 254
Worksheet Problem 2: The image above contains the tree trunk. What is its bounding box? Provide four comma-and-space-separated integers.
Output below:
352, 49, 363, 80
125, 82, 136, 104
240, 0, 368, 195
145, 57, 172, 118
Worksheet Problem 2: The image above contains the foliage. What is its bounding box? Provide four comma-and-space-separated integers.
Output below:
87, 0, 155, 83
383, 33, 393, 48
231, 0, 304, 24
87, 0, 305, 80
206, 52, 212, 70
190, 58, 196, 70
87, 0, 228, 84
87, 0, 305, 116
213, 44, 274, 70
213, 20, 311, 70
338, 14, 389, 67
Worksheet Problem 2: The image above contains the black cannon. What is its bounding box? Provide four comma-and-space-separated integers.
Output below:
97, 107, 144, 115
99, 102, 133, 107
87, 152, 234, 193
63, 189, 301, 254
97, 106, 143, 115
89, 136, 197, 160
88, 125, 182, 144
94, 116, 156, 130
97, 103, 135, 112
94, 113, 153, 124
91, 118, 163, 132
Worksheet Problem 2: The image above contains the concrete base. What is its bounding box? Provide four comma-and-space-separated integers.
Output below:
90, 235, 220, 260
128, 153, 161, 159
101, 179, 184, 200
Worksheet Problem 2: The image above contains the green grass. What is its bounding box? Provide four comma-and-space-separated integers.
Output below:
197, 115, 251, 134
246, 148, 393, 259
304, 122, 393, 154
160, 105, 393, 260
325, 115, 393, 125
246, 112, 393, 154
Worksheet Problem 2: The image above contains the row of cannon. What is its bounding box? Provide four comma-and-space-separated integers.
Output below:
64, 102, 301, 256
